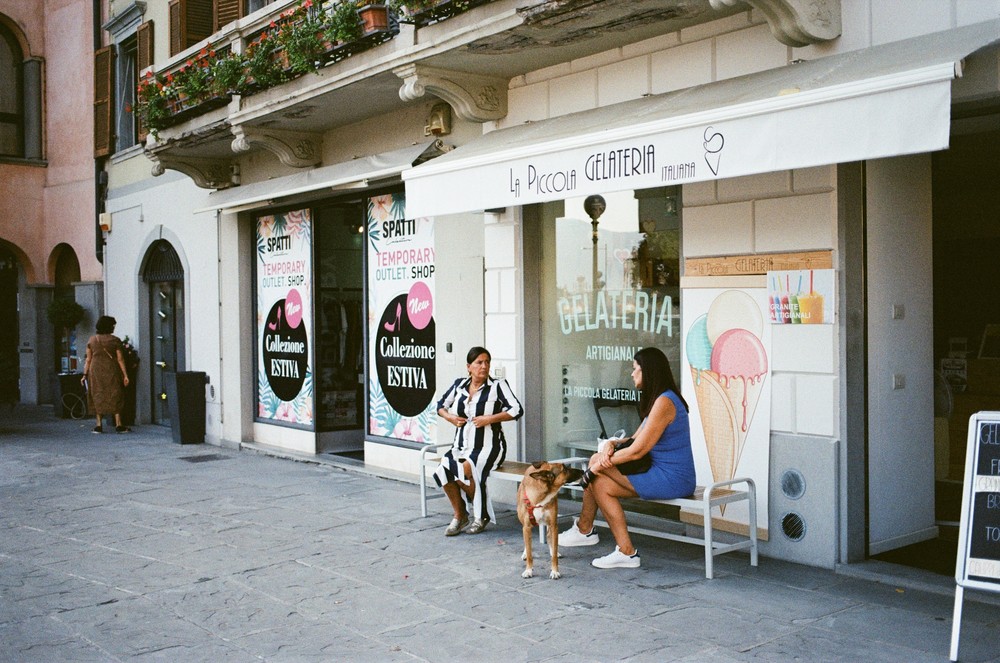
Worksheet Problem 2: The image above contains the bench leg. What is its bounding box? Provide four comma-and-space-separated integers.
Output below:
419, 461, 429, 518
747, 478, 758, 567
703, 497, 714, 580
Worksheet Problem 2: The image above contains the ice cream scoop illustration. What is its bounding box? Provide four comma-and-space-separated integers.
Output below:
687, 291, 767, 500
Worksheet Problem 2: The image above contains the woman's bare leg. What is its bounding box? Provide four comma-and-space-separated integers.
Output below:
442, 482, 467, 519
591, 472, 639, 555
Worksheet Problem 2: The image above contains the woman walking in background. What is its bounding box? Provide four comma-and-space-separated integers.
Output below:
82, 315, 130, 434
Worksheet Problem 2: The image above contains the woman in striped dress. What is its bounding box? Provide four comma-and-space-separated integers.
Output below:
433, 346, 523, 536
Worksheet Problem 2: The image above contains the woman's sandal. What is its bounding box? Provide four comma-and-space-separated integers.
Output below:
464, 516, 490, 535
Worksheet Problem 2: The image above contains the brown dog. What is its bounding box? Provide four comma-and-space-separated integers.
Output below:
517, 462, 584, 579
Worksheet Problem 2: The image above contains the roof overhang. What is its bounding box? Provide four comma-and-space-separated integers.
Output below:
196, 140, 448, 213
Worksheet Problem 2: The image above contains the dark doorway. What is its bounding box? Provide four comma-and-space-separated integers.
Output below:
0, 247, 19, 402
143, 241, 185, 425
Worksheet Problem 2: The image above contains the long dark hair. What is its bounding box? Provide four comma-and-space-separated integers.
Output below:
634, 347, 688, 417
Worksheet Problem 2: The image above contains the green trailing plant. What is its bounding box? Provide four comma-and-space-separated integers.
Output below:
135, 72, 171, 136
328, 0, 363, 43
133, 0, 407, 130
173, 47, 216, 100
274, 0, 329, 75
210, 50, 248, 95
244, 30, 288, 89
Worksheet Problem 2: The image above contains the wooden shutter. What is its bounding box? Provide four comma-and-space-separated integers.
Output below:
215, 0, 243, 31
93, 46, 114, 158
169, 0, 213, 56
136, 21, 154, 142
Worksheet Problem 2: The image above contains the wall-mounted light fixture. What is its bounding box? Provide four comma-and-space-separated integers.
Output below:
425, 103, 452, 137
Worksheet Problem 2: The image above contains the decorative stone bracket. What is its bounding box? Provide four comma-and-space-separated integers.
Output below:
710, 0, 841, 47
395, 64, 508, 123
149, 154, 236, 190
230, 126, 322, 168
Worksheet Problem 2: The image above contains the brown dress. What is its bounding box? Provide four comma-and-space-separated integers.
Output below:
86, 334, 125, 414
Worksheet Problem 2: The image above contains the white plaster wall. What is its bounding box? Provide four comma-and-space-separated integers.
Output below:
103, 165, 224, 444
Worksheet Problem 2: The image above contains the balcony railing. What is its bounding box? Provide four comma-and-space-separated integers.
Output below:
135, 0, 501, 137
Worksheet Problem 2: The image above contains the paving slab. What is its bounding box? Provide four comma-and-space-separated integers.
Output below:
2, 405, 999, 662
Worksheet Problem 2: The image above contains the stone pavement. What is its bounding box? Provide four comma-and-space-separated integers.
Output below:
1, 406, 998, 662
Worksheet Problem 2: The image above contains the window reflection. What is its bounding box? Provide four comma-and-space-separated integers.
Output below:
539, 187, 681, 458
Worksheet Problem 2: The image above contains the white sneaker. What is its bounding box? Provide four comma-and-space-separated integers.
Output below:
558, 518, 599, 547
591, 546, 640, 569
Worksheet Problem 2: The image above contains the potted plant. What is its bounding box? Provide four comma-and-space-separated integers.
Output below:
172, 48, 215, 106
136, 72, 171, 138
327, 0, 363, 44
210, 49, 248, 96
274, 1, 329, 75
358, 3, 390, 33
244, 31, 288, 92
120, 336, 140, 426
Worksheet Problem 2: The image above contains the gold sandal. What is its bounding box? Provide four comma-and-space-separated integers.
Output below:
445, 514, 469, 536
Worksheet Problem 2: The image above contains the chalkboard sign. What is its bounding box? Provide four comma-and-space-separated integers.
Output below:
955, 411, 1000, 591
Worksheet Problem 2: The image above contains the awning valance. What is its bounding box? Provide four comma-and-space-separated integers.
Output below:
403, 20, 1000, 218
196, 140, 448, 213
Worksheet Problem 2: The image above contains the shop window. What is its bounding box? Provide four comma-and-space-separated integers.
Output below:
0, 21, 24, 157
536, 187, 681, 460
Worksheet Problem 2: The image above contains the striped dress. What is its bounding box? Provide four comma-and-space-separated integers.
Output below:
432, 376, 524, 522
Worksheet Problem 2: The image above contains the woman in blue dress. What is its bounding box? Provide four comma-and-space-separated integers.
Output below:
559, 347, 695, 568
433, 346, 524, 536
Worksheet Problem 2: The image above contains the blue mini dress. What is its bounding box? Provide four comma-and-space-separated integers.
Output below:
625, 390, 696, 500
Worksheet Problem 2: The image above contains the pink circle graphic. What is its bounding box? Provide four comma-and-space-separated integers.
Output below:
284, 288, 303, 329
407, 281, 433, 330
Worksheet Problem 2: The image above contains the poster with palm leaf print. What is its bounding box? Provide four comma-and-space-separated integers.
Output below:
366, 193, 436, 444
256, 209, 313, 427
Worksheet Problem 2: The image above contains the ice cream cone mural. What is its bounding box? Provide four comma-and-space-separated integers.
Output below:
686, 290, 768, 513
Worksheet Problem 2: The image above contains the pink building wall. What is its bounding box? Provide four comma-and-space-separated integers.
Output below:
0, 0, 98, 283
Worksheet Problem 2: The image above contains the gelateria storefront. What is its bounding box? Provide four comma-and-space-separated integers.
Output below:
534, 188, 681, 459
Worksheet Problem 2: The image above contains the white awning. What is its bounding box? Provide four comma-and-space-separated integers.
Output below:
196, 140, 448, 213
403, 20, 1000, 218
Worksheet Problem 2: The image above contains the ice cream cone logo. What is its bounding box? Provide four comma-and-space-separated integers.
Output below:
703, 126, 725, 176
686, 291, 768, 502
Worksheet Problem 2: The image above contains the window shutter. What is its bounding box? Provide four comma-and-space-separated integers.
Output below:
137, 21, 154, 71
169, 0, 181, 56
136, 21, 154, 142
169, 0, 213, 56
215, 0, 243, 31
93, 46, 114, 158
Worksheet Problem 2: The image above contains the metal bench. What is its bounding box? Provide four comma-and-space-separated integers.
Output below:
418, 441, 759, 578
575, 477, 759, 579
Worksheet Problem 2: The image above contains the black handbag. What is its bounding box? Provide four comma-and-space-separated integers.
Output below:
614, 438, 652, 475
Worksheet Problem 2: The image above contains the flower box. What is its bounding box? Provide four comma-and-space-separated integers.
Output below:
400, 0, 494, 28
359, 4, 390, 34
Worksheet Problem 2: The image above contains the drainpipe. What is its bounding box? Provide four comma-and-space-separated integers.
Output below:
93, 0, 105, 264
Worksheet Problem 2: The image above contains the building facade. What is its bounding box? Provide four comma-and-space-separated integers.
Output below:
0, 0, 103, 408
97, 0, 1000, 569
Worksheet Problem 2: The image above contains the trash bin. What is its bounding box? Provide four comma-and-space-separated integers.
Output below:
56, 372, 87, 419
163, 371, 206, 444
